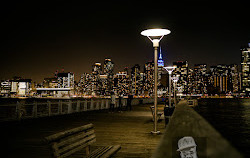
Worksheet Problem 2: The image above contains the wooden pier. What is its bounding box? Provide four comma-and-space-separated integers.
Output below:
2, 103, 165, 158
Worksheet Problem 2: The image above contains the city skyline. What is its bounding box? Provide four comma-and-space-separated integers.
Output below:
2, 1, 249, 82
1, 50, 248, 98
0, 53, 246, 83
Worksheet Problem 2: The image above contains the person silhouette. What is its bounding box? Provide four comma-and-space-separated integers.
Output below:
118, 94, 123, 112
126, 93, 133, 111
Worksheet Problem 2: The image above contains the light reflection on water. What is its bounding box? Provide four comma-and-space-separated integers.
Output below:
195, 98, 250, 157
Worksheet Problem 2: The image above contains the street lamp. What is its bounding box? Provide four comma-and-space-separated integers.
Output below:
164, 66, 175, 108
171, 76, 179, 106
141, 28, 171, 134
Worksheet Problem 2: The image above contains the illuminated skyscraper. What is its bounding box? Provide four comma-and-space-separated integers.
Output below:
192, 64, 208, 94
157, 47, 166, 87
104, 58, 114, 75
210, 65, 227, 93
99, 74, 108, 96
209, 64, 239, 93
79, 73, 92, 95
144, 61, 154, 96
92, 62, 102, 75
57, 72, 74, 88
0, 80, 11, 96
113, 71, 130, 96
157, 47, 164, 67
241, 43, 250, 96
228, 64, 240, 93
91, 62, 102, 96
103, 58, 114, 95
131, 64, 141, 95
173, 61, 188, 93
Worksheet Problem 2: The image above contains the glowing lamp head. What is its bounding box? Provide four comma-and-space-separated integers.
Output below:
141, 28, 171, 47
141, 29, 171, 37
172, 76, 179, 83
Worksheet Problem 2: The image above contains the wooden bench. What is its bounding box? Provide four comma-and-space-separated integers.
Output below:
45, 123, 121, 158
150, 106, 163, 122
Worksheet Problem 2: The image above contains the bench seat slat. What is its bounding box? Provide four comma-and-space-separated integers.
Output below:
87, 147, 106, 158
58, 134, 96, 155
88, 146, 112, 158
57, 130, 95, 147
60, 138, 96, 158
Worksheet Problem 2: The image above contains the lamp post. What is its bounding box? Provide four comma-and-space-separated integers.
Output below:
141, 28, 171, 134
164, 66, 175, 108
171, 76, 179, 106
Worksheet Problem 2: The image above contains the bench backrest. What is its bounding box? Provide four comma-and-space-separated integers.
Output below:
45, 123, 95, 158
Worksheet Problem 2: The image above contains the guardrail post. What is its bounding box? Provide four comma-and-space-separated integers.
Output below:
76, 100, 80, 112
91, 99, 94, 110
101, 100, 104, 109
98, 100, 100, 109
58, 100, 62, 114
16, 101, 22, 120
106, 99, 109, 109
68, 100, 72, 114
33, 101, 37, 118
115, 99, 118, 108
48, 101, 51, 116
121, 98, 126, 107
84, 100, 87, 111
96, 100, 100, 110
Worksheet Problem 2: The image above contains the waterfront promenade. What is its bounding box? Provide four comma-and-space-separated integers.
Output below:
2, 103, 165, 158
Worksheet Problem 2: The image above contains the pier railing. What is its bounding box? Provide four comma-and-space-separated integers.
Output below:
152, 100, 243, 158
0, 98, 156, 121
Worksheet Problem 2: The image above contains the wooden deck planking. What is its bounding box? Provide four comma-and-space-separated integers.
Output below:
2, 103, 166, 158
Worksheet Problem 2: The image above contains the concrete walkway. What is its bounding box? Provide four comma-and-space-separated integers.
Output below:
2, 103, 166, 157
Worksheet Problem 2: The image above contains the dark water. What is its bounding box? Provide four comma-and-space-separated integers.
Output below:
195, 98, 250, 157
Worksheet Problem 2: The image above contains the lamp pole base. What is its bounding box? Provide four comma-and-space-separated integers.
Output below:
151, 131, 161, 135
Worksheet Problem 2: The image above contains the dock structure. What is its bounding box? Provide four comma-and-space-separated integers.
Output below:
2, 100, 244, 158
1, 103, 165, 158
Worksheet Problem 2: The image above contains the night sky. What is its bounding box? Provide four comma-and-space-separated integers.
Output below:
2, 0, 249, 82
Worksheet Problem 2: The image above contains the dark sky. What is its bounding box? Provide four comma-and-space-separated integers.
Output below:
1, 0, 249, 82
